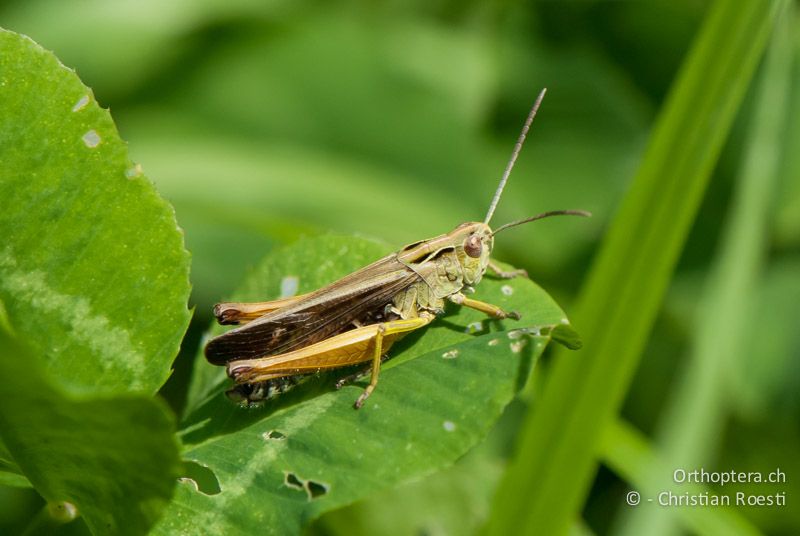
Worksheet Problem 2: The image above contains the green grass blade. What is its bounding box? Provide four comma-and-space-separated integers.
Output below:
617, 4, 794, 535
485, 1, 786, 534
601, 420, 763, 536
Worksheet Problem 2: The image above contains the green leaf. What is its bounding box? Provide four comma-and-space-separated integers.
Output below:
0, 471, 31, 489
312, 432, 505, 536
0, 29, 191, 395
0, 436, 31, 489
620, 5, 795, 535
159, 234, 573, 535
0, 330, 181, 536
486, 1, 786, 534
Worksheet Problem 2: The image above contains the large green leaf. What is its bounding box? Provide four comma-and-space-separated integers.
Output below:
159, 234, 574, 534
0, 29, 191, 395
311, 425, 506, 536
487, 0, 785, 534
0, 330, 181, 535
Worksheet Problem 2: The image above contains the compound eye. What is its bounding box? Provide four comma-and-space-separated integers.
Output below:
464, 234, 483, 258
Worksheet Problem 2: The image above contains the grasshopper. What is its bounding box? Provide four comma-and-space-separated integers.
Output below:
205, 88, 589, 408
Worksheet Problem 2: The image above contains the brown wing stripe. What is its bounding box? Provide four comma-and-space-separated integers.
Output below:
205, 262, 420, 365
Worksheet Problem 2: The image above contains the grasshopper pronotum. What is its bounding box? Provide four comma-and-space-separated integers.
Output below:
205, 88, 589, 408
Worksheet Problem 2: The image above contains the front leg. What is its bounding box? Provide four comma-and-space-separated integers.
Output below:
449, 293, 521, 320
487, 260, 528, 280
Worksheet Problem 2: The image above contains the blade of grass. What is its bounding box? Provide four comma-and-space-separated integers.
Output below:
601, 420, 763, 536
485, 1, 786, 534
617, 4, 794, 535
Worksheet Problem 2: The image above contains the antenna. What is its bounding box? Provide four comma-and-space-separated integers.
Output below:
492, 210, 591, 236
484, 88, 547, 224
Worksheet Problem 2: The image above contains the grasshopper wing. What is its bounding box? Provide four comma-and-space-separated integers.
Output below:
204, 254, 421, 365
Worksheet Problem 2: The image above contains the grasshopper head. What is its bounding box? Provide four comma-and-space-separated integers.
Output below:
453, 222, 494, 285
453, 210, 591, 286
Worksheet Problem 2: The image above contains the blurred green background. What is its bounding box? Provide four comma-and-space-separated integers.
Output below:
1, 0, 797, 534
